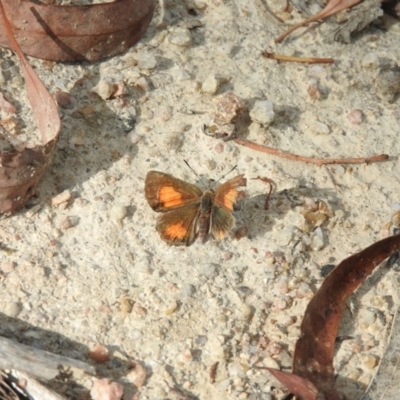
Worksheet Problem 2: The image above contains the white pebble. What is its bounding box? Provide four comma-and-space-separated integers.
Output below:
91, 80, 115, 100
361, 52, 380, 69
249, 100, 275, 126
110, 205, 128, 222
169, 27, 192, 46
310, 234, 324, 251
4, 302, 22, 317
201, 74, 219, 94
52, 190, 71, 207
135, 77, 149, 91
311, 120, 330, 135
137, 52, 157, 69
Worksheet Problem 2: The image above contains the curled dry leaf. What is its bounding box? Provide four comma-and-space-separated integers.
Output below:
0, 0, 156, 62
292, 233, 400, 398
0, 1, 61, 213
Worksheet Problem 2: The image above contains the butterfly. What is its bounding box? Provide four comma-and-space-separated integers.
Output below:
145, 170, 246, 246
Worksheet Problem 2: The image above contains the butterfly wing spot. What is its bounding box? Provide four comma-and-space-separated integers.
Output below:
164, 222, 189, 240
159, 186, 184, 208
220, 188, 238, 211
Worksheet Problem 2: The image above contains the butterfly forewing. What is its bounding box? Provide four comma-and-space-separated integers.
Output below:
214, 174, 246, 211
145, 171, 203, 212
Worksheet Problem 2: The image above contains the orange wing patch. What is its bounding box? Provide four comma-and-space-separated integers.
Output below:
164, 222, 189, 240
159, 186, 184, 208
220, 188, 239, 211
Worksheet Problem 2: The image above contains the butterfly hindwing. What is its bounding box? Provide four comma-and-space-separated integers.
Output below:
145, 171, 203, 212
156, 203, 200, 246
211, 205, 235, 240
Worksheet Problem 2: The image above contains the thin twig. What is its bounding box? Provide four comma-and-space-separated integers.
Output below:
252, 176, 274, 209
234, 138, 389, 166
262, 51, 334, 64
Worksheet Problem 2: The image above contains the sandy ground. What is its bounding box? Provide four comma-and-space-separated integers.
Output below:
1, 1, 400, 399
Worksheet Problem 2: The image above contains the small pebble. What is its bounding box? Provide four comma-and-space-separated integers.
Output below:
88, 344, 110, 364
375, 66, 400, 102
181, 283, 195, 297
59, 216, 80, 230
4, 302, 22, 317
361, 52, 380, 69
137, 52, 157, 69
90, 379, 123, 400
249, 100, 275, 126
347, 109, 364, 125
201, 74, 219, 94
311, 120, 330, 135
361, 354, 378, 370
310, 233, 324, 251
165, 301, 179, 315
52, 190, 71, 207
158, 105, 173, 122
126, 361, 147, 388
133, 303, 147, 316
110, 205, 128, 222
1, 261, 16, 273
119, 298, 133, 314
54, 90, 76, 109
168, 27, 192, 46
211, 91, 246, 125
91, 80, 116, 100
135, 77, 149, 91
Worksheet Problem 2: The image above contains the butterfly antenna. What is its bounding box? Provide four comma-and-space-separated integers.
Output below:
211, 165, 238, 188
184, 160, 207, 187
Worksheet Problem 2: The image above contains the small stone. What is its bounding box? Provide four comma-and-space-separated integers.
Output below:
119, 298, 133, 314
90, 378, 123, 400
59, 216, 80, 230
310, 233, 324, 251
91, 80, 116, 100
211, 91, 246, 125
359, 309, 376, 328
55, 90, 76, 109
311, 120, 330, 135
347, 109, 364, 125
135, 77, 149, 91
133, 303, 147, 316
1, 261, 16, 273
262, 357, 279, 369
268, 0, 287, 13
201, 74, 219, 94
375, 66, 400, 102
128, 131, 143, 144
69, 130, 86, 146
165, 301, 179, 315
88, 344, 110, 364
361, 354, 378, 370
4, 302, 22, 317
158, 105, 173, 122
168, 27, 192, 46
137, 52, 157, 69
52, 190, 71, 207
361, 52, 380, 69
126, 361, 147, 388
181, 283, 195, 297
110, 205, 128, 222
249, 100, 275, 126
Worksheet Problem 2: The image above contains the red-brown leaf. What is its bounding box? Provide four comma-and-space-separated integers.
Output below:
0, 0, 60, 212
0, 0, 156, 61
259, 367, 319, 400
292, 233, 400, 399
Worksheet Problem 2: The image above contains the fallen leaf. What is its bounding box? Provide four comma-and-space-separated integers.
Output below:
0, 0, 61, 212
259, 367, 318, 400
292, 233, 400, 398
0, 0, 156, 61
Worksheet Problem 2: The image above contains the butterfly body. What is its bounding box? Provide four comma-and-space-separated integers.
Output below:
145, 171, 246, 246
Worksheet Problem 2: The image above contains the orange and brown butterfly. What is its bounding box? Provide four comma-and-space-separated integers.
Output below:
144, 170, 247, 246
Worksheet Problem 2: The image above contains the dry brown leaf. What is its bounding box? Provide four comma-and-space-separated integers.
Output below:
0, 0, 156, 61
258, 367, 318, 400
0, 0, 60, 212
275, 0, 362, 43
292, 233, 400, 398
